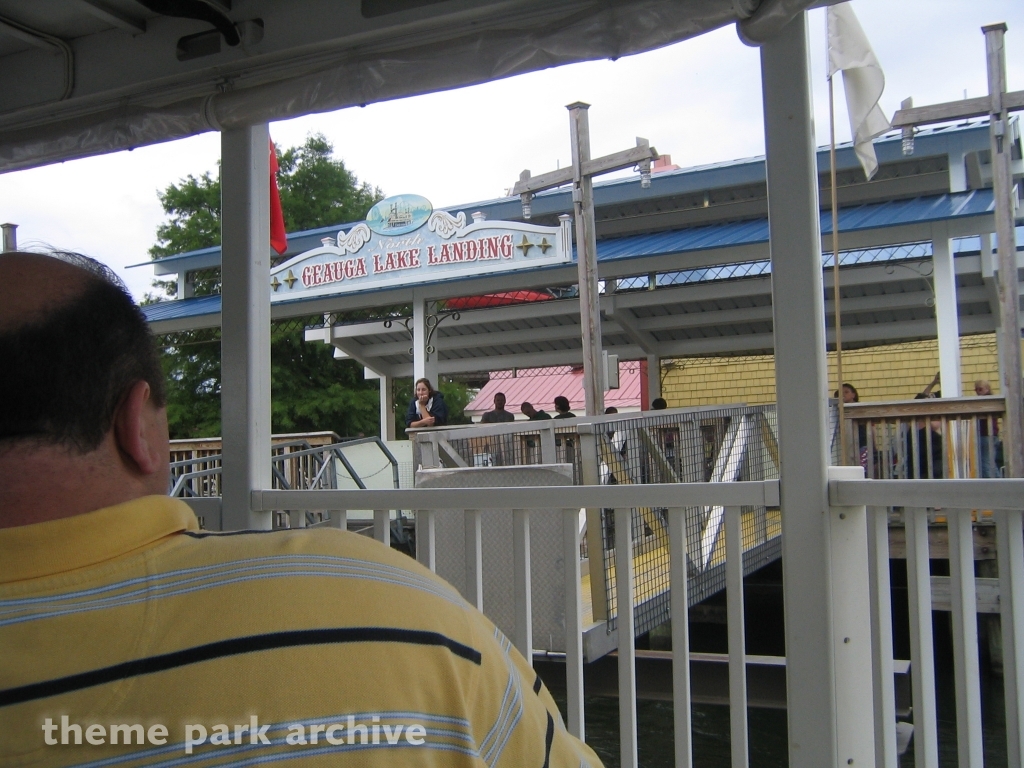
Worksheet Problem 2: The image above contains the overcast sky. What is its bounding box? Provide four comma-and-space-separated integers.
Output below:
0, 0, 1019, 300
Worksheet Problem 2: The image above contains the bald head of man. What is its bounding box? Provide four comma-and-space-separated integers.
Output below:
0, 252, 169, 528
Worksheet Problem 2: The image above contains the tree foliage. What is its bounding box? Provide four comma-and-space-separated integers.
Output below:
151, 134, 386, 439
150, 171, 221, 260
276, 135, 380, 233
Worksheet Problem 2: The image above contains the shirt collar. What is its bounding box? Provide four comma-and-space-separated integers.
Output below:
0, 496, 199, 584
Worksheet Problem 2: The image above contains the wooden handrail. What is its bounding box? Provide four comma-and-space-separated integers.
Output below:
843, 396, 1005, 420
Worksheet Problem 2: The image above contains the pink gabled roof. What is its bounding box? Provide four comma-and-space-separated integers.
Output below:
465, 361, 642, 418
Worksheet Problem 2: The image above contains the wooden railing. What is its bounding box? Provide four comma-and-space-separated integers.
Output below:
842, 396, 1006, 479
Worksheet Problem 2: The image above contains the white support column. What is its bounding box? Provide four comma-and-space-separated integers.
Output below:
220, 124, 272, 531
647, 354, 661, 401
948, 150, 967, 193
411, 291, 438, 386
932, 222, 962, 396
759, 14, 838, 767
827, 466, 875, 768
379, 374, 395, 441
412, 293, 427, 382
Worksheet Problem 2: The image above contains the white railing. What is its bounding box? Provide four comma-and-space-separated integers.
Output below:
831, 478, 1024, 768
251, 476, 1024, 767
253, 481, 777, 768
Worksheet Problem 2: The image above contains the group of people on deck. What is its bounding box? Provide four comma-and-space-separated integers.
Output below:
405, 380, 671, 429
837, 373, 1002, 479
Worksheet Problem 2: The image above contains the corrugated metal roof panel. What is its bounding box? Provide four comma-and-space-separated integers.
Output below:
142, 294, 220, 322
466, 362, 642, 417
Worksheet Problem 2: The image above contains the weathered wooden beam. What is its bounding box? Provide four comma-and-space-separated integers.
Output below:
891, 90, 1024, 128
512, 144, 658, 196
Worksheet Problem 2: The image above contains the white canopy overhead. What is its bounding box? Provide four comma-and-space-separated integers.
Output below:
0, 0, 815, 172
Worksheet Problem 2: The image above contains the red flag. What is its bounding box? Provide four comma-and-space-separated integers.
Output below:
269, 140, 287, 255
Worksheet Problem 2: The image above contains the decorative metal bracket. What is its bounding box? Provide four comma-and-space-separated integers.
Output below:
384, 306, 461, 356
884, 261, 936, 307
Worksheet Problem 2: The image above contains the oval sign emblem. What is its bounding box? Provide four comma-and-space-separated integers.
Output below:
365, 194, 433, 236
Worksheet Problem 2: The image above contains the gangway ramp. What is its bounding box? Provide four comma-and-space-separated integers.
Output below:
414, 403, 784, 661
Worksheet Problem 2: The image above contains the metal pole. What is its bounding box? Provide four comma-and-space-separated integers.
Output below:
984, 23, 1023, 478
568, 102, 605, 416
220, 124, 272, 531
760, 14, 838, 767
828, 75, 846, 464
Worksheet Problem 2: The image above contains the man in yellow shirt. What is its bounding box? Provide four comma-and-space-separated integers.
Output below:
0, 251, 600, 768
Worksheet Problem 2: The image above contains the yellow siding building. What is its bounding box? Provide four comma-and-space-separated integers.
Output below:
661, 333, 1017, 407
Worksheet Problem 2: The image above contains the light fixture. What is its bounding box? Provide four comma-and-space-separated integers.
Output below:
900, 97, 914, 156
637, 158, 652, 189
520, 192, 533, 219
902, 126, 915, 156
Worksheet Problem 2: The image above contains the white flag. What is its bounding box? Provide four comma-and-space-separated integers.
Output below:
827, 3, 890, 180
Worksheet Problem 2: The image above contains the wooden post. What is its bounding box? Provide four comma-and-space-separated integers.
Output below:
568, 103, 605, 416
891, 22, 1023, 477
983, 23, 1023, 478
511, 113, 658, 417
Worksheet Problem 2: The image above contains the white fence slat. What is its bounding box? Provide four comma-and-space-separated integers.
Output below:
562, 507, 585, 740
948, 510, 984, 767
614, 507, 638, 768
725, 506, 749, 768
998, 509, 1024, 766
330, 509, 347, 530
464, 509, 483, 611
513, 508, 533, 665
373, 509, 390, 546
906, 506, 939, 768
668, 507, 693, 768
416, 509, 436, 572
868, 507, 898, 768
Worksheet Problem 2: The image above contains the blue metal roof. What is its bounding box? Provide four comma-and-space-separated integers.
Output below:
141, 189, 998, 326
132, 120, 997, 274
595, 189, 994, 263
143, 293, 220, 323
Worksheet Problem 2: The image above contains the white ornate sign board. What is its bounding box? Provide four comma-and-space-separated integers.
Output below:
269, 194, 572, 301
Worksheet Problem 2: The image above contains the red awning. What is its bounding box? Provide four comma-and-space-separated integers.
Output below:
444, 290, 553, 310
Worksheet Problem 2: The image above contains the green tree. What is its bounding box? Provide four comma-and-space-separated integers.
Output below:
276, 135, 380, 232
150, 171, 221, 259
150, 134, 384, 439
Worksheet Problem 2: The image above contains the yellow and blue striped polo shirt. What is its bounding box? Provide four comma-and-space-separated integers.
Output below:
0, 496, 600, 767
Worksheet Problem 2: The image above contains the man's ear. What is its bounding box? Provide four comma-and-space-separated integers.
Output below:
113, 380, 166, 476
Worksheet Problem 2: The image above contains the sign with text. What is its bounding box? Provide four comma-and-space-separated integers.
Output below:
270, 195, 572, 301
